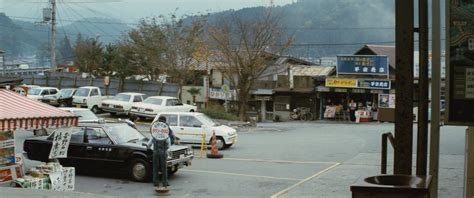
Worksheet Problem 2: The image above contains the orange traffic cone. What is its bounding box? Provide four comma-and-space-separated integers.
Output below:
206, 131, 223, 159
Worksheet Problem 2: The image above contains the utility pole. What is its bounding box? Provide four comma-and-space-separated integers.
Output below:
50, 0, 57, 71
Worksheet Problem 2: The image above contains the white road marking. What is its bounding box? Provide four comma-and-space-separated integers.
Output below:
181, 169, 300, 181
270, 162, 341, 198
222, 157, 337, 165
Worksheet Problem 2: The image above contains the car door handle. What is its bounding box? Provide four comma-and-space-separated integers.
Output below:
86, 146, 92, 150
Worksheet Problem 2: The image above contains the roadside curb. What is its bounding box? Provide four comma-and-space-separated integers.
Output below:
0, 187, 114, 198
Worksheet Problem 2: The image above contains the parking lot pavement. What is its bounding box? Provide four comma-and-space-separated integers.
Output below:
12, 119, 467, 197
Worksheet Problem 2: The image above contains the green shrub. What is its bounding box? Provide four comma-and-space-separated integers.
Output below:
201, 105, 239, 121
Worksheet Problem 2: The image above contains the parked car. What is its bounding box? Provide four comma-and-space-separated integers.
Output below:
130, 96, 197, 119
13, 84, 40, 96
59, 107, 101, 123
153, 112, 237, 150
23, 122, 194, 182
72, 86, 113, 113
41, 88, 77, 107
101, 92, 146, 116
26, 87, 59, 101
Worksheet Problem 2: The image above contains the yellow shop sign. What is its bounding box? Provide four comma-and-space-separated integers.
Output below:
325, 79, 358, 88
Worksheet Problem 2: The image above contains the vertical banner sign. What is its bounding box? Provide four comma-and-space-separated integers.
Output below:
447, 1, 474, 125
49, 128, 72, 159
337, 55, 389, 76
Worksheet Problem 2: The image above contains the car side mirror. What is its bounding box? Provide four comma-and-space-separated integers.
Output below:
142, 142, 150, 149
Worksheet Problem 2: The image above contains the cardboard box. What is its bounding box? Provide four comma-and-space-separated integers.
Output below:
0, 165, 22, 183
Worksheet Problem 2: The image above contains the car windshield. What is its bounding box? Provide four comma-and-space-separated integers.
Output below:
59, 89, 74, 98
197, 114, 218, 126
74, 110, 99, 122
143, 98, 163, 105
75, 88, 90, 97
106, 124, 146, 144
28, 88, 42, 95
113, 94, 131, 102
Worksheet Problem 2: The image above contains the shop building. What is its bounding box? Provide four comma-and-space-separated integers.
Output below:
316, 45, 396, 121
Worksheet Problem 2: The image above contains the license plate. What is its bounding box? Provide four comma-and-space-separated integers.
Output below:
76, 104, 81, 108
179, 154, 185, 159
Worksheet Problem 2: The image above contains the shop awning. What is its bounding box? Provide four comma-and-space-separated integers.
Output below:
0, 89, 78, 131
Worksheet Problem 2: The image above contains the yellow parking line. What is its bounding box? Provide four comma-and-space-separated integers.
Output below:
181, 169, 300, 181
222, 157, 337, 165
270, 162, 341, 198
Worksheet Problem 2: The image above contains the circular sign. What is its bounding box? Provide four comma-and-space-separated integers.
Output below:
221, 84, 230, 94
150, 121, 170, 140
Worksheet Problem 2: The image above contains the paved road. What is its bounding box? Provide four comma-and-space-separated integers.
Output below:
15, 118, 467, 197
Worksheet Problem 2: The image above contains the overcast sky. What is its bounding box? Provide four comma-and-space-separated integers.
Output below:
1, 0, 294, 23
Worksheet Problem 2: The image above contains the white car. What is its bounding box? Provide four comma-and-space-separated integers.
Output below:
130, 96, 197, 119
27, 87, 59, 101
153, 112, 237, 150
59, 107, 100, 123
101, 92, 146, 116
72, 86, 113, 113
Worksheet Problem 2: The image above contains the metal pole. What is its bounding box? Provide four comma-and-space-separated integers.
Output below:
429, 0, 441, 196
416, 0, 429, 176
395, 0, 414, 175
50, 0, 57, 71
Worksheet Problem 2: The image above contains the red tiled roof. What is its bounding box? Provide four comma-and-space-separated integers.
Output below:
0, 89, 78, 131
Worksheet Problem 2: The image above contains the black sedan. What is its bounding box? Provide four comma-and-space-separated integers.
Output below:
41, 88, 76, 107
24, 122, 194, 182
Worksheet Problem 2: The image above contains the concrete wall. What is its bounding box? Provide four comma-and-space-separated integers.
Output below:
21, 75, 179, 97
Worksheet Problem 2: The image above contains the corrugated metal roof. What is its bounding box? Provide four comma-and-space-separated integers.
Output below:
0, 89, 78, 131
355, 45, 396, 69
292, 65, 335, 77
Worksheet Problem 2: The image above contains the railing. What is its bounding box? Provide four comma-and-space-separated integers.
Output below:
381, 132, 396, 174
174, 132, 207, 158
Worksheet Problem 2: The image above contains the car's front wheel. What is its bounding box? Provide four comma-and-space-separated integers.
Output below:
129, 158, 150, 182
91, 105, 100, 114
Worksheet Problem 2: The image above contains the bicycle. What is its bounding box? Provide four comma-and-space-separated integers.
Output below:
289, 107, 313, 121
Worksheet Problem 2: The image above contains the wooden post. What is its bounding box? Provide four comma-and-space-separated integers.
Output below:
395, 0, 414, 175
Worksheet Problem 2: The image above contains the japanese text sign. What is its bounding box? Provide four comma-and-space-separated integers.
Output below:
325, 79, 358, 88
49, 128, 72, 159
150, 121, 169, 140
358, 80, 391, 89
337, 55, 389, 75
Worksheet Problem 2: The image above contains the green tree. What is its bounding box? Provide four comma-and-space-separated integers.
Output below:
126, 17, 167, 81
59, 36, 74, 64
73, 37, 103, 76
113, 43, 139, 92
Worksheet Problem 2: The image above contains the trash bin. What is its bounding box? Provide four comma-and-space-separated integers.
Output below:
350, 175, 432, 198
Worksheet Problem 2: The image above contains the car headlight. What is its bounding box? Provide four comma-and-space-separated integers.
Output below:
167, 150, 172, 159
83, 99, 87, 103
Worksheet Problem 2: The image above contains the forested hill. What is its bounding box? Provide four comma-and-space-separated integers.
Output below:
201, 0, 396, 58
2, 0, 446, 60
